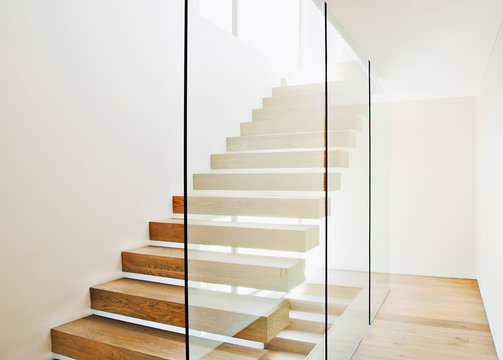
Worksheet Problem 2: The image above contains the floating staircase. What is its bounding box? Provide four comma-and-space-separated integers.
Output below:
51, 65, 367, 359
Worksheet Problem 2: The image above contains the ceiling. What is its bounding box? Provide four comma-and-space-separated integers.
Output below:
328, 0, 503, 98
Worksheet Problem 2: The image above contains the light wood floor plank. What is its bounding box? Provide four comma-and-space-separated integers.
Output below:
353, 274, 498, 360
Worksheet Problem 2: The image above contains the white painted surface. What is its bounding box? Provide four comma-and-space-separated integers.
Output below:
187, 0, 275, 190
0, 1, 184, 359
477, 21, 503, 358
388, 97, 478, 278
0, 1, 274, 359
327, 0, 503, 98
52, 354, 76, 360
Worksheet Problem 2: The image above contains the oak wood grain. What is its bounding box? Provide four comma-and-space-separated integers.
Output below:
52, 315, 186, 360
122, 246, 305, 292
149, 221, 184, 243
52, 315, 267, 360
90, 278, 289, 342
353, 275, 498, 360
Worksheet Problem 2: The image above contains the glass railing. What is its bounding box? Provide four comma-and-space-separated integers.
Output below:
369, 70, 391, 324
184, 1, 390, 358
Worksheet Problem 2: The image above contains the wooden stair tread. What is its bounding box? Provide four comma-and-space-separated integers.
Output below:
273, 330, 322, 343
193, 172, 340, 191
173, 196, 329, 219
52, 315, 266, 360
287, 311, 338, 334
91, 278, 288, 342
225, 132, 355, 152
52, 315, 187, 360
150, 219, 319, 252
204, 343, 268, 360
240, 117, 363, 136
265, 329, 322, 355
123, 246, 305, 292
212, 150, 349, 170
265, 350, 307, 360
125, 246, 302, 267
296, 282, 361, 299
286, 294, 351, 315
92, 278, 286, 316
289, 310, 338, 324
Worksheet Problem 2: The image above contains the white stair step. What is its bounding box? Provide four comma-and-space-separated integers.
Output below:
173, 195, 330, 219
212, 150, 349, 170
252, 104, 367, 121
150, 219, 319, 252
240, 117, 362, 136
225, 132, 355, 152
193, 172, 340, 191
272, 80, 366, 97
263, 90, 368, 108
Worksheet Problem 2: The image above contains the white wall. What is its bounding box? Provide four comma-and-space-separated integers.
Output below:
388, 97, 478, 278
0, 1, 275, 359
0, 2, 184, 359
330, 94, 478, 279
187, 0, 276, 189
477, 21, 503, 359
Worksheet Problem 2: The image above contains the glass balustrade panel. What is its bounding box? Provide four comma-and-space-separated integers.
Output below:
186, 0, 326, 358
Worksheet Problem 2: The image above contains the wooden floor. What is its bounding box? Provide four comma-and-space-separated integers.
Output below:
353, 274, 498, 360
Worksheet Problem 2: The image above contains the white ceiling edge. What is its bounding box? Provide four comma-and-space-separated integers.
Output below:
327, 0, 503, 99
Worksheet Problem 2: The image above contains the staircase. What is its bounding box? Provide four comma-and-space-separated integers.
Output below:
51, 66, 368, 359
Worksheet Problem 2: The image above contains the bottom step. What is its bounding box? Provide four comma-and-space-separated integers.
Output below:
52, 315, 267, 360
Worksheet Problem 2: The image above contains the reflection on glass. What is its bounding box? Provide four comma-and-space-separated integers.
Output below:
186, 0, 389, 358
198, 0, 233, 34
370, 75, 392, 323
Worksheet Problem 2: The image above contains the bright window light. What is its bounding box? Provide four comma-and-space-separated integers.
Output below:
237, 0, 300, 77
